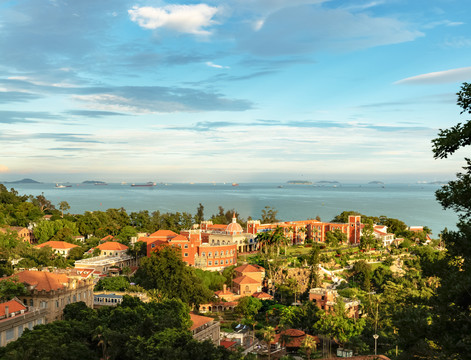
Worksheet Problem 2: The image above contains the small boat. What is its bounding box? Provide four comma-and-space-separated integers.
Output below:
131, 182, 156, 187
55, 183, 66, 188
232, 183, 239, 187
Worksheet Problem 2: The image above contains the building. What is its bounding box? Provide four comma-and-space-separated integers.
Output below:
232, 264, 265, 296
74, 253, 137, 277
0, 298, 48, 346
272, 329, 319, 353
246, 215, 362, 245
189, 313, 220, 346
309, 288, 360, 319
141, 229, 238, 271
0, 226, 35, 244
373, 226, 396, 247
93, 292, 149, 308
96, 241, 129, 257
4, 270, 94, 323
200, 215, 257, 253
35, 240, 79, 257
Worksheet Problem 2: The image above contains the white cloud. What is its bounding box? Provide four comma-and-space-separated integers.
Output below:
238, 7, 423, 56
206, 61, 230, 69
395, 66, 471, 85
423, 19, 464, 29
128, 4, 219, 35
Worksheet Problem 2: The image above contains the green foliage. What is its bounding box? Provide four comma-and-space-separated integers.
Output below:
260, 206, 280, 223
350, 260, 372, 292
95, 276, 131, 292
0, 278, 27, 301
0, 297, 240, 360
194, 268, 227, 291
235, 296, 262, 320
134, 247, 213, 307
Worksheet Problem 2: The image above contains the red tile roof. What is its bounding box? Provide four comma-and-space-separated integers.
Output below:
97, 242, 129, 251
149, 230, 178, 237
170, 235, 188, 241
252, 292, 273, 299
232, 275, 259, 285
7, 270, 69, 292
35, 241, 79, 250
0, 299, 27, 317
189, 313, 214, 331
234, 264, 264, 273
220, 340, 237, 349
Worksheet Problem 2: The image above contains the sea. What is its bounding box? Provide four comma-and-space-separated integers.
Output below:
5, 182, 458, 237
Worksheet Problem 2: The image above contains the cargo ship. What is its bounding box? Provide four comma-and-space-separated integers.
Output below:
131, 182, 157, 187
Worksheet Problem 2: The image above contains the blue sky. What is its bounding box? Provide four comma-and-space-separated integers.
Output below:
0, 0, 470, 183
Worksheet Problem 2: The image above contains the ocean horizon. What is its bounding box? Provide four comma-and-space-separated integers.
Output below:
4, 181, 457, 237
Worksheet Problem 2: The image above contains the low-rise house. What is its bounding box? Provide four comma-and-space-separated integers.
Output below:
232, 264, 265, 296
373, 226, 396, 247
309, 288, 360, 319
35, 240, 79, 257
221, 324, 253, 348
97, 241, 129, 257
4, 270, 94, 323
74, 253, 137, 277
272, 329, 319, 354
0, 227, 35, 244
190, 313, 220, 346
0, 298, 48, 346
93, 291, 149, 308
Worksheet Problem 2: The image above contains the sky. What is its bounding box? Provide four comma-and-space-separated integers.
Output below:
0, 0, 470, 183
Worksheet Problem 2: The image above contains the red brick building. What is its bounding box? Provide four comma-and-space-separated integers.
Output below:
246, 215, 362, 245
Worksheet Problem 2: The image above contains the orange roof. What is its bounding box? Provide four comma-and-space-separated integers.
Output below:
36, 241, 79, 250
207, 224, 227, 230
0, 299, 27, 317
97, 242, 129, 251
252, 292, 273, 299
170, 235, 188, 241
232, 275, 259, 285
189, 313, 214, 331
215, 288, 235, 296
100, 235, 115, 241
7, 270, 68, 292
234, 264, 264, 273
220, 340, 237, 349
149, 230, 178, 237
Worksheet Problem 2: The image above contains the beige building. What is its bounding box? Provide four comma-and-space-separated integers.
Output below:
0, 298, 47, 346
7, 270, 94, 323
35, 240, 79, 257
190, 313, 220, 346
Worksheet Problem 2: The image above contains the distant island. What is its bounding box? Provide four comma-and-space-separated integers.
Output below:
82, 180, 107, 184
287, 180, 313, 185
368, 181, 385, 185
1, 178, 41, 184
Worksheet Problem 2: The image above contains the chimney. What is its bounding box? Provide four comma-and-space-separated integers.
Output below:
5, 306, 9, 317
223, 284, 227, 292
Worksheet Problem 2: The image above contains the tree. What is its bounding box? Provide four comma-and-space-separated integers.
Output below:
235, 296, 262, 321
359, 219, 376, 251
261, 206, 280, 223
134, 246, 212, 307
261, 326, 276, 360
94, 276, 130, 292
427, 82, 471, 358
306, 245, 321, 289
301, 336, 317, 360
58, 201, 70, 218
195, 203, 204, 223
0, 278, 27, 301
351, 260, 372, 292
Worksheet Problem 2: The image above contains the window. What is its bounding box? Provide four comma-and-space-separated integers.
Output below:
225, 250, 228, 255
184, 244, 188, 249
202, 252, 206, 257
208, 252, 212, 257
56, 300, 59, 308
18, 325, 23, 337
220, 251, 224, 256
208, 261, 212, 266
151, 243, 156, 248
184, 253, 188, 257
29, 299, 33, 307
215, 260, 218, 265
229, 259, 232, 264
6, 328, 14, 341
28, 321, 33, 330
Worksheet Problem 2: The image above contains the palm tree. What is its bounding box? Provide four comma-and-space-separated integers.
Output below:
301, 336, 317, 360
262, 326, 276, 360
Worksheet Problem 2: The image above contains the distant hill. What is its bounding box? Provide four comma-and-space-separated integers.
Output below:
82, 180, 107, 184
1, 178, 41, 184
287, 180, 313, 185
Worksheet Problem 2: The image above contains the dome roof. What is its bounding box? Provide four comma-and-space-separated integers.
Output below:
226, 221, 243, 234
